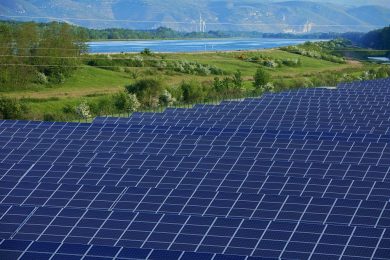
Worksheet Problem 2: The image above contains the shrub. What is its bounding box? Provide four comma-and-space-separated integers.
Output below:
159, 90, 175, 106
141, 48, 152, 55
48, 72, 66, 84
168, 60, 224, 76
264, 60, 278, 68
213, 77, 224, 92
281, 42, 346, 64
34, 72, 48, 84
376, 67, 389, 78
75, 100, 91, 121
253, 68, 271, 91
282, 58, 301, 67
262, 82, 275, 92
0, 96, 28, 120
180, 80, 205, 103
126, 78, 165, 107
113, 91, 140, 113
62, 104, 74, 114
43, 113, 57, 122
232, 70, 243, 90
89, 96, 115, 116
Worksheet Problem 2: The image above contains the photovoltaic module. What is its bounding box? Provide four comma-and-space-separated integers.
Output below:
0, 78, 389, 259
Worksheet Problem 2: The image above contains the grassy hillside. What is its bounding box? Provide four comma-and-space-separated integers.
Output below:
1, 46, 385, 122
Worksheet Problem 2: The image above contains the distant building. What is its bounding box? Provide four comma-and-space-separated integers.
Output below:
303, 20, 314, 33
199, 14, 206, 32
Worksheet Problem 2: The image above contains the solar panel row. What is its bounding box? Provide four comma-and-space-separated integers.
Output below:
1, 78, 390, 259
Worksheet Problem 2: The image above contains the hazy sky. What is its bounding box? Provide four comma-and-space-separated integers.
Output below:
265, 0, 390, 7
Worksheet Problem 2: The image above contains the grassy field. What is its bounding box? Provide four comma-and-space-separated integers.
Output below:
0, 48, 381, 121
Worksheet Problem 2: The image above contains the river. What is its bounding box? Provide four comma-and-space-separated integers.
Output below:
88, 38, 317, 53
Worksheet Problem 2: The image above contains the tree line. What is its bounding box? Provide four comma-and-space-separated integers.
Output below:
0, 20, 339, 41
343, 26, 390, 53
0, 21, 87, 88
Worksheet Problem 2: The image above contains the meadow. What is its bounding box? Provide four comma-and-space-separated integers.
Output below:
0, 47, 386, 121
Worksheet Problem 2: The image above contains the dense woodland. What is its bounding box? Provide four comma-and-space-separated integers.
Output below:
359, 26, 390, 51
344, 26, 390, 56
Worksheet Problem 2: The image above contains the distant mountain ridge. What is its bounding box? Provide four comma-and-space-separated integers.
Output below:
1, 0, 390, 33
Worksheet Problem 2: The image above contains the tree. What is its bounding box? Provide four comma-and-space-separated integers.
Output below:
141, 48, 152, 55
376, 67, 389, 78
0, 24, 14, 86
33, 22, 87, 83
0, 96, 27, 119
126, 78, 166, 107
232, 70, 243, 95
113, 91, 140, 114
181, 80, 204, 103
159, 89, 175, 106
0, 21, 87, 88
253, 67, 271, 93
213, 77, 224, 92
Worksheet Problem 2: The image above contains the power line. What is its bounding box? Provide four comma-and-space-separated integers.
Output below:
0, 15, 382, 28
2, 57, 388, 68
0, 64, 164, 69
0, 45, 388, 53
0, 51, 388, 61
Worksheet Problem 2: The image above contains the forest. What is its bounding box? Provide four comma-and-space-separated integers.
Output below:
344, 26, 390, 54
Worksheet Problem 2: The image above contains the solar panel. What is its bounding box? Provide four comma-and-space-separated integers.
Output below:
1, 78, 390, 259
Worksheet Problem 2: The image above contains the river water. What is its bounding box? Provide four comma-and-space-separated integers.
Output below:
88, 38, 316, 53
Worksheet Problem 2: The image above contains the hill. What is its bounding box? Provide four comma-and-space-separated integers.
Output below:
1, 0, 390, 32
347, 26, 390, 51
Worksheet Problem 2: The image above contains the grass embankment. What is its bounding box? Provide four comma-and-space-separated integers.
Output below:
0, 49, 381, 121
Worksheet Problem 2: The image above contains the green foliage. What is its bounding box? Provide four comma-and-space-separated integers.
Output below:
0, 96, 28, 119
281, 40, 347, 64
0, 21, 334, 41
253, 68, 271, 91
376, 67, 389, 78
85, 54, 225, 76
181, 80, 205, 103
34, 72, 49, 84
62, 104, 74, 114
0, 21, 86, 88
113, 91, 141, 113
125, 78, 165, 108
168, 60, 224, 76
75, 100, 91, 120
43, 113, 60, 122
159, 90, 176, 106
242, 54, 301, 68
357, 26, 390, 50
212, 74, 245, 97
213, 77, 224, 93
88, 96, 116, 116
232, 70, 243, 90
86, 55, 145, 71
141, 48, 152, 55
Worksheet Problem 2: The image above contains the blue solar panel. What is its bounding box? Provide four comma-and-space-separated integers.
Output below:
1, 78, 390, 259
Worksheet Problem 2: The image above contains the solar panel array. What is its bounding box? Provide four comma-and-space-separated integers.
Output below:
1, 78, 390, 260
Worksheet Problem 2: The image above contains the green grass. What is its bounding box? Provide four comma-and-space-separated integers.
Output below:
1, 48, 380, 121
5, 66, 133, 99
